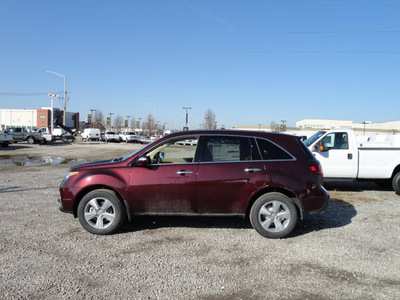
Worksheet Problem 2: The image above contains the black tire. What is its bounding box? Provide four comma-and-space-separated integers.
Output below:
78, 189, 126, 235
250, 192, 298, 239
393, 172, 400, 195
2, 143, 9, 148
27, 136, 35, 144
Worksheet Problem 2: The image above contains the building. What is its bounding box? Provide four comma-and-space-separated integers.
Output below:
0, 108, 79, 131
296, 119, 400, 134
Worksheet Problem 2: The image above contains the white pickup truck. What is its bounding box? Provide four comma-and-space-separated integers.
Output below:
303, 129, 400, 194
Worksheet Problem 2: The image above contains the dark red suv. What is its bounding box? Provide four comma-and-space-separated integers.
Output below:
58, 130, 329, 238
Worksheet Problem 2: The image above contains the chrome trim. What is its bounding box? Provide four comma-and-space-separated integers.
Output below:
176, 170, 194, 175
245, 168, 262, 172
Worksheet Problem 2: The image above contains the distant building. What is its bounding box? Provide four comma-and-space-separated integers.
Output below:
296, 119, 400, 134
0, 108, 79, 131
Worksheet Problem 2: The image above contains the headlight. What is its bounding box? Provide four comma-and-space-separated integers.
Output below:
64, 171, 79, 182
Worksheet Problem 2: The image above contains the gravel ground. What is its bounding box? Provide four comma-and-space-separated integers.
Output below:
1, 141, 399, 299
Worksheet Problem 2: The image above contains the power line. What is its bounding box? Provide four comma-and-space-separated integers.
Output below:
0, 48, 399, 54
0, 3, 399, 13
1, 30, 400, 36
0, 91, 64, 96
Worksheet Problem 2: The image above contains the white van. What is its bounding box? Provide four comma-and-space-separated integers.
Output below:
81, 128, 101, 141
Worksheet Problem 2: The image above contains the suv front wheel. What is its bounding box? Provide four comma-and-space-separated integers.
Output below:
78, 189, 126, 235
250, 193, 297, 239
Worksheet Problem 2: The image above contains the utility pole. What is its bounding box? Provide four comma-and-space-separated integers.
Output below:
90, 109, 96, 128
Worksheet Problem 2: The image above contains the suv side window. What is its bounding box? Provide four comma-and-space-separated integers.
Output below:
256, 138, 294, 160
146, 136, 199, 164
200, 136, 258, 162
322, 132, 348, 150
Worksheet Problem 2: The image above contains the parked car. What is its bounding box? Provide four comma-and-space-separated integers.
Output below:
4, 127, 44, 144
139, 136, 151, 144
81, 128, 101, 141
120, 131, 140, 143
101, 131, 120, 143
58, 130, 330, 238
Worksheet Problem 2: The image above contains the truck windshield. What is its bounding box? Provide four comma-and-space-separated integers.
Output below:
303, 131, 326, 147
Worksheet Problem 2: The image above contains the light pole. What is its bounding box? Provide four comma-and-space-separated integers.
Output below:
258, 124, 262, 131
109, 113, 114, 130
90, 109, 96, 128
46, 71, 67, 126
127, 115, 131, 130
182, 107, 192, 129
362, 121, 371, 135
48, 93, 59, 133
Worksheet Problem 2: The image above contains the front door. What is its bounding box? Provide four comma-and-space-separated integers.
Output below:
314, 132, 358, 178
129, 136, 200, 213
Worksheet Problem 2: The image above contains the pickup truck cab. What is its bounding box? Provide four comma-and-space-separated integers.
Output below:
4, 127, 44, 144
304, 129, 400, 194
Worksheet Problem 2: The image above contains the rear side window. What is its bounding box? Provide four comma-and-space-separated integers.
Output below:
256, 138, 294, 160
200, 136, 258, 162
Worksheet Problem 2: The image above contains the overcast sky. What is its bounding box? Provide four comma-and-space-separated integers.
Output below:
1, 0, 399, 129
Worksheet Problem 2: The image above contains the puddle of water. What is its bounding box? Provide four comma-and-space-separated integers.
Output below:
0, 156, 88, 169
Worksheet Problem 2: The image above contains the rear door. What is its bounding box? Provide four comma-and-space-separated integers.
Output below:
196, 135, 266, 214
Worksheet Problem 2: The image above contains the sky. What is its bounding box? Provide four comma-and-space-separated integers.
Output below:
0, 0, 399, 130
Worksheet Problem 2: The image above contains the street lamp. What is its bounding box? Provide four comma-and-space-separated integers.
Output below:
90, 109, 96, 128
362, 121, 371, 135
182, 107, 192, 130
109, 113, 114, 130
48, 93, 59, 133
127, 115, 131, 130
258, 124, 262, 131
46, 71, 67, 126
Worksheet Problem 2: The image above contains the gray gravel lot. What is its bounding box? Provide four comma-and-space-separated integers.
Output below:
1, 142, 399, 299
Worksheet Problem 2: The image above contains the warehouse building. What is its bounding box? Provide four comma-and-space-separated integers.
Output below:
0, 108, 79, 131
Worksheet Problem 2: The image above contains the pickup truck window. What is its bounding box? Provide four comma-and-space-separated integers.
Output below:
303, 131, 326, 147
322, 132, 349, 150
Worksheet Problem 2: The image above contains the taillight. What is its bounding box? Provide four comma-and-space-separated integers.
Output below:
310, 164, 323, 175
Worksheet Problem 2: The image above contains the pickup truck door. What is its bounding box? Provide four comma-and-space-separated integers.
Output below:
313, 132, 358, 178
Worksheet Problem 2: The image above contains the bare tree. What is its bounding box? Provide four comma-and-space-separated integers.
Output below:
203, 109, 216, 130
113, 115, 124, 132
270, 121, 280, 132
93, 110, 105, 131
129, 117, 137, 132
146, 114, 155, 136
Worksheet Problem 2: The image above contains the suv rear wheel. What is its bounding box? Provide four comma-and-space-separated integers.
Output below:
78, 189, 126, 235
250, 193, 297, 239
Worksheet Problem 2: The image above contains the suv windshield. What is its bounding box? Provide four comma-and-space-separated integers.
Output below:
303, 131, 326, 147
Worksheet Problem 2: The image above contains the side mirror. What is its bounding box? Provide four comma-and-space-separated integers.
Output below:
312, 141, 326, 152
159, 152, 165, 160
136, 156, 148, 167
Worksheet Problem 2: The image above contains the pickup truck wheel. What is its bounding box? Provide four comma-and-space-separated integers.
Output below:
78, 190, 126, 235
27, 136, 35, 144
2, 143, 9, 148
250, 193, 297, 239
393, 173, 400, 195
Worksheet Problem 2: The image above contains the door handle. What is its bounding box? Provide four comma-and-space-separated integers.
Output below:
176, 170, 193, 175
245, 168, 262, 173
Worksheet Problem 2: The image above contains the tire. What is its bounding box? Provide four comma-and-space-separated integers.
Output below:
27, 136, 35, 144
250, 193, 298, 239
393, 172, 400, 195
78, 189, 126, 235
2, 143, 9, 148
